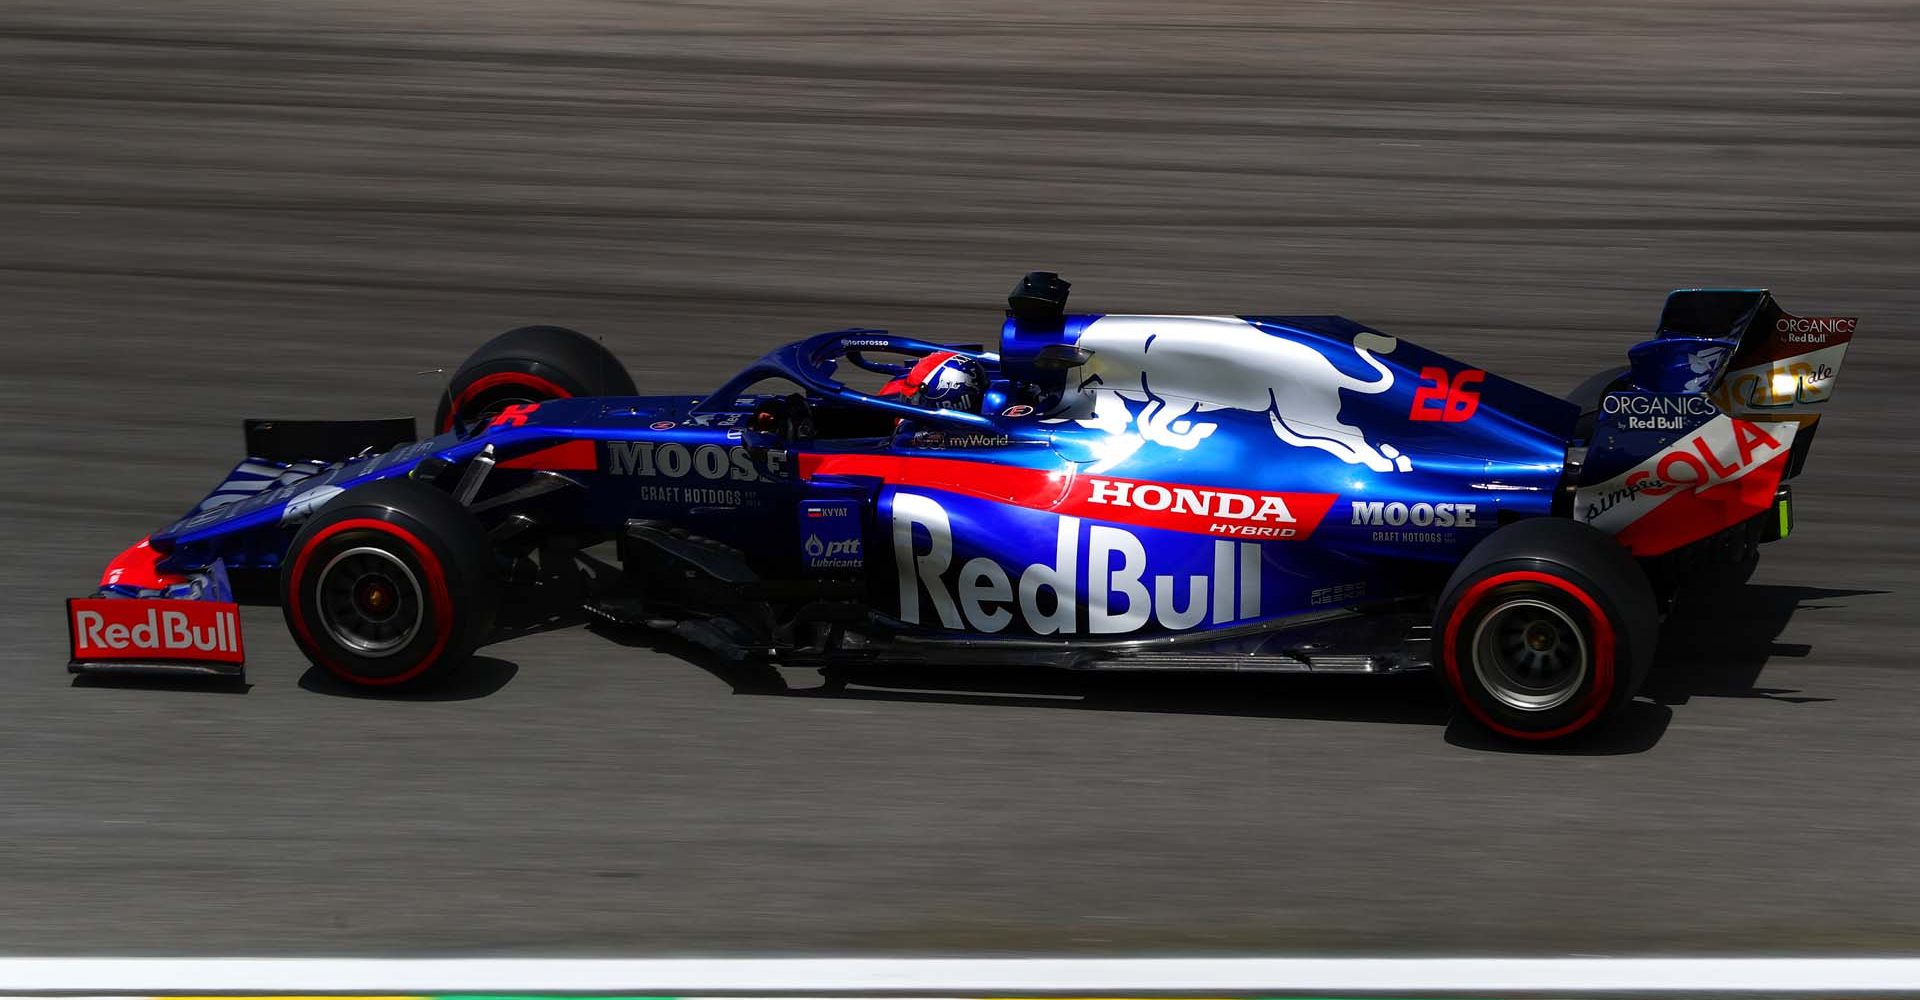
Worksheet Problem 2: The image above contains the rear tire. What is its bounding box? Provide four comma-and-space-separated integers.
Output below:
1435, 517, 1658, 741
1565, 365, 1631, 412
281, 478, 500, 688
435, 325, 636, 432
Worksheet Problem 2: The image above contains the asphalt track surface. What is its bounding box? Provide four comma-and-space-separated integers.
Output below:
1, 0, 1917, 957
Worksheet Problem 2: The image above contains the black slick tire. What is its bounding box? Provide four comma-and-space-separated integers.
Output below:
434, 325, 636, 432
1434, 517, 1658, 742
281, 478, 500, 688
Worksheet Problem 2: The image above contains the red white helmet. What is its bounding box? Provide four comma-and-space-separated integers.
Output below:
879, 351, 985, 414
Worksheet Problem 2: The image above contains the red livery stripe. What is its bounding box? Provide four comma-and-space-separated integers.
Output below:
800, 453, 1336, 540
497, 439, 598, 471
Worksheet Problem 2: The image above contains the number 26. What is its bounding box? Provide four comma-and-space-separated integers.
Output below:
1409, 367, 1484, 423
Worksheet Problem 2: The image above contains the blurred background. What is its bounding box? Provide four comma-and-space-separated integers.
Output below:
1, 0, 1916, 956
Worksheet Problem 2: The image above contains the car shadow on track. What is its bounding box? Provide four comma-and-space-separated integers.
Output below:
591, 619, 1449, 724
267, 572, 1877, 752
1642, 583, 1883, 707
1448, 582, 1881, 755
590, 623, 1667, 751
70, 672, 252, 695
1442, 701, 1673, 755
291, 569, 595, 700
296, 655, 520, 701
580, 581, 1882, 755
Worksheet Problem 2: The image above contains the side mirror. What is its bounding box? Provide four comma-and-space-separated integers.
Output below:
1033, 344, 1093, 370
743, 394, 815, 454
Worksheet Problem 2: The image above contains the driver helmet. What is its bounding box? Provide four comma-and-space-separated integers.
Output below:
880, 351, 985, 414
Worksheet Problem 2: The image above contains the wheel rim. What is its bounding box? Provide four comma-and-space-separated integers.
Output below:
1470, 597, 1589, 712
315, 546, 425, 657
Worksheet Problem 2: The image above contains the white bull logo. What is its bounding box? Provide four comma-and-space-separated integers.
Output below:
1071, 315, 1412, 473
1683, 345, 1730, 393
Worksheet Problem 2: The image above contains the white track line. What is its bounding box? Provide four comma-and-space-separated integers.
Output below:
9, 958, 1920, 993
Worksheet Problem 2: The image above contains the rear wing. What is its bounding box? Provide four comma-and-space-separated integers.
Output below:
1574, 290, 1856, 556
1627, 289, 1855, 478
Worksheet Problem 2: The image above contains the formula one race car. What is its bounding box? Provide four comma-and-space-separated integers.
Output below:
66, 273, 1855, 741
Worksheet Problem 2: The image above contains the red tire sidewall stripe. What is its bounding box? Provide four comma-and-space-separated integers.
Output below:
1441, 569, 1618, 741
439, 370, 574, 432
286, 517, 456, 686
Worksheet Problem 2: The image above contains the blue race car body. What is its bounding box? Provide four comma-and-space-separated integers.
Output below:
67, 274, 1854, 737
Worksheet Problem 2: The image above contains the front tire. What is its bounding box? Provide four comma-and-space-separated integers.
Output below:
1435, 517, 1658, 741
281, 478, 500, 688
